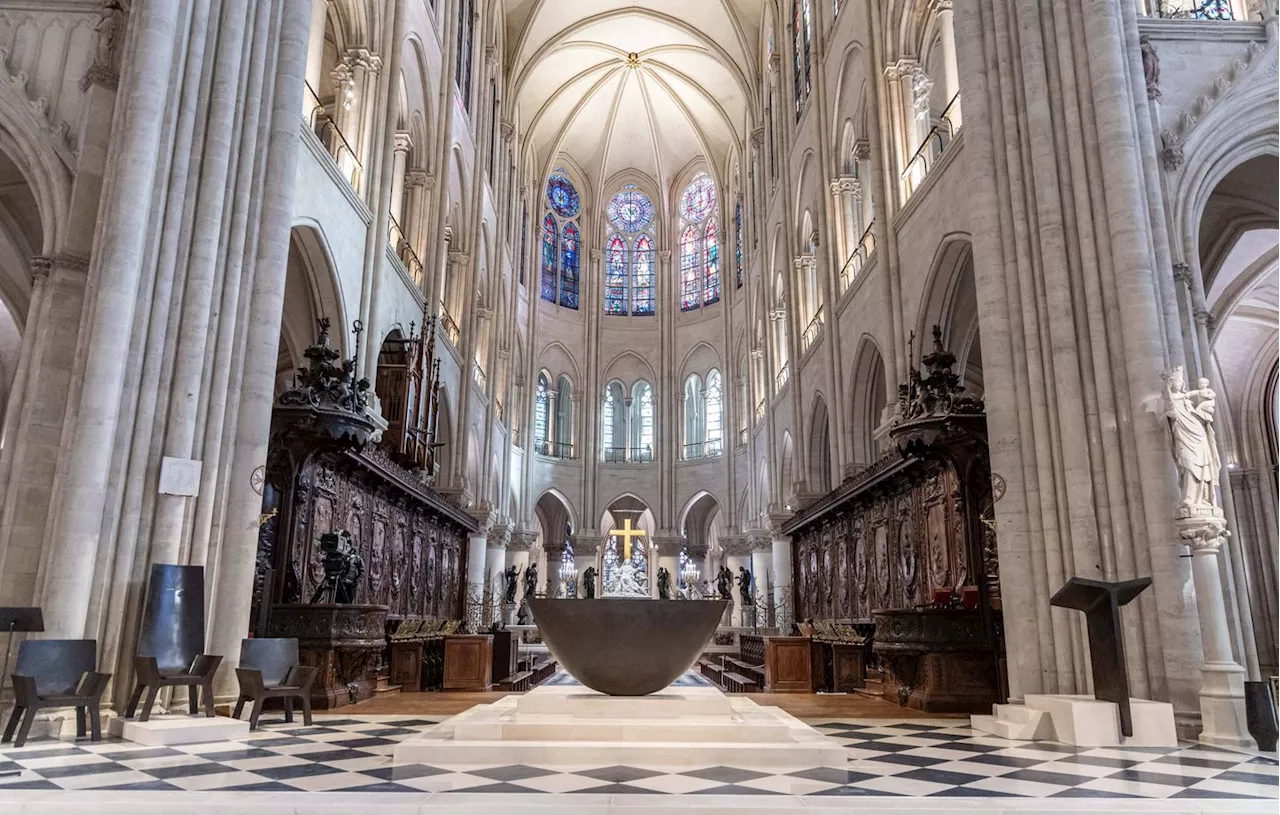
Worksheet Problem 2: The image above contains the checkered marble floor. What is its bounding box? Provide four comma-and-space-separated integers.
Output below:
0, 714, 1274, 802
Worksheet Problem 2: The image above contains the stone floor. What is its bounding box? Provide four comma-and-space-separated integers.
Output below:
0, 709, 1274, 813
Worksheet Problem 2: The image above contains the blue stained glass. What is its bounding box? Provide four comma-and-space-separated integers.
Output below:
704, 218, 720, 306
560, 222, 579, 309
608, 187, 653, 233
546, 172, 580, 218
633, 234, 654, 315
680, 173, 717, 223
540, 213, 557, 303
605, 235, 628, 315
680, 225, 699, 311
734, 200, 743, 289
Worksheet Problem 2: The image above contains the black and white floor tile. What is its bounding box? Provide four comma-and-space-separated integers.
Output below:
0, 715, 1274, 802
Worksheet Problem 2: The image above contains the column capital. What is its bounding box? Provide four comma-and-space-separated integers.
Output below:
1171, 262, 1192, 285
1175, 506, 1229, 554
718, 535, 753, 556
347, 47, 382, 74
484, 45, 499, 72
658, 249, 672, 262
394, 131, 413, 153
883, 57, 920, 81
31, 253, 89, 279
792, 253, 816, 271
405, 168, 434, 189
650, 536, 685, 557
930, 0, 954, 12
508, 530, 538, 551
751, 127, 765, 148
746, 530, 773, 552
569, 534, 600, 555
489, 523, 512, 549
448, 250, 471, 266
853, 139, 872, 161
1194, 308, 1216, 331
500, 119, 515, 140
590, 249, 603, 262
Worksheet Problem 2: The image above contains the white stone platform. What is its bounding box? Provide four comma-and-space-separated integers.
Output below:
108, 713, 250, 746
972, 693, 1177, 747
395, 683, 848, 767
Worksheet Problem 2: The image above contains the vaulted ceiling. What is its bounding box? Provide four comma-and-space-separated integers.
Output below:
504, 0, 765, 204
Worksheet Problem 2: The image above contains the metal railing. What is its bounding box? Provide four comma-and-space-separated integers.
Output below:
472, 361, 487, 391
801, 305, 825, 353
738, 427, 748, 446
389, 215, 425, 288
535, 440, 574, 459
683, 440, 723, 460
303, 82, 363, 194
775, 362, 791, 391
840, 221, 876, 291
902, 92, 961, 198
602, 446, 654, 463
755, 398, 766, 421
439, 305, 461, 346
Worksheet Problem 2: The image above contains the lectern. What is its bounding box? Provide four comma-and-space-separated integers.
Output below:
0, 607, 43, 775
1050, 576, 1151, 737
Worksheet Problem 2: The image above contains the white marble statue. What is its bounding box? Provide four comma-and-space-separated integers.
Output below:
1162, 365, 1222, 509
603, 560, 649, 597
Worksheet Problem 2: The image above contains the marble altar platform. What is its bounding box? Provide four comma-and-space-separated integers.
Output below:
394, 681, 848, 767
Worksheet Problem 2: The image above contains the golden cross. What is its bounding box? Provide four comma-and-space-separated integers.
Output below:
609, 518, 647, 561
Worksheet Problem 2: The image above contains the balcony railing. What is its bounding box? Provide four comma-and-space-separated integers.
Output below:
472, 361, 487, 391
303, 82, 363, 194
801, 305, 825, 353
683, 440, 723, 461
1150, 0, 1235, 18
840, 221, 876, 292
535, 440, 574, 459
495, 398, 504, 422
755, 398, 766, 421
389, 215, 425, 289
902, 92, 961, 198
775, 362, 791, 391
737, 427, 748, 446
439, 305, 461, 346
603, 446, 654, 463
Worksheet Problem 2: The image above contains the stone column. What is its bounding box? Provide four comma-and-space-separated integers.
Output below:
771, 533, 794, 634
389, 131, 412, 227
685, 540, 709, 595
1177, 508, 1255, 748
569, 534, 599, 598
464, 531, 488, 633
828, 177, 860, 273
506, 530, 535, 614
651, 536, 683, 599
303, 0, 330, 92
854, 140, 874, 231
483, 526, 509, 627
934, 0, 961, 126
749, 534, 773, 627
39, 0, 183, 639
543, 540, 567, 597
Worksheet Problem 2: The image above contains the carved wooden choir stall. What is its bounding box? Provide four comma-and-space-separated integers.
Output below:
253, 318, 475, 708
784, 328, 1004, 713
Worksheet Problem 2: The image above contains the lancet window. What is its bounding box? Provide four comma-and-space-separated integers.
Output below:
678, 172, 721, 311
793, 0, 812, 120
541, 169, 582, 309
603, 185, 656, 316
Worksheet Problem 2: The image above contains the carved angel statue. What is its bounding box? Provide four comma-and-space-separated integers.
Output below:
1162, 366, 1222, 509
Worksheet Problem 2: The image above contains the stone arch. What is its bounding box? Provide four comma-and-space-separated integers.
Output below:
278, 224, 348, 394
915, 232, 981, 395
808, 392, 832, 495
848, 334, 889, 467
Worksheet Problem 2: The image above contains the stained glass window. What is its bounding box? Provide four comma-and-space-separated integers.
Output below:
608, 186, 653, 233
680, 173, 716, 222
793, 0, 811, 120
560, 222, 579, 309
540, 213, 557, 303
706, 369, 723, 454
704, 218, 720, 306
633, 235, 654, 315
734, 200, 743, 289
546, 171, 580, 218
605, 235, 628, 315
680, 225, 699, 311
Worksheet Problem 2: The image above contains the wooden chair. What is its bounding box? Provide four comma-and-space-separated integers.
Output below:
3, 639, 110, 748
232, 638, 318, 730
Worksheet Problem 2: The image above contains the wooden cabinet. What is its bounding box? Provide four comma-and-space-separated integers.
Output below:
829, 642, 866, 691
490, 629, 518, 684
443, 634, 493, 691
390, 641, 424, 690
764, 636, 814, 693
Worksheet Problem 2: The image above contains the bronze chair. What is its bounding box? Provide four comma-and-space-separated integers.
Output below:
233, 638, 317, 730
124, 564, 222, 722
3, 639, 110, 748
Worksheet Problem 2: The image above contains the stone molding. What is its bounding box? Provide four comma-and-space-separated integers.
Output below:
508, 530, 537, 551
568, 535, 600, 555
718, 535, 753, 557
649, 536, 684, 557
32, 254, 89, 279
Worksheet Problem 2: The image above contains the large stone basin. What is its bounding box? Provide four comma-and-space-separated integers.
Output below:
527, 598, 728, 696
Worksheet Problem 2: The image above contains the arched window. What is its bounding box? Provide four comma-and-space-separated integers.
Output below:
683, 374, 704, 459
792, 0, 812, 120
519, 199, 529, 287
541, 169, 581, 308
555, 375, 574, 455
604, 235, 628, 315
603, 185, 657, 316
540, 213, 557, 302
704, 217, 720, 305
560, 222, 579, 308
734, 200, 743, 289
678, 172, 719, 311
601, 381, 627, 461
631, 381, 655, 462
706, 369, 724, 455
456, 0, 475, 110
534, 372, 551, 452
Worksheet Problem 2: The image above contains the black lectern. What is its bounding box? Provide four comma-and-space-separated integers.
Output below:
1050, 577, 1151, 737
0, 607, 43, 776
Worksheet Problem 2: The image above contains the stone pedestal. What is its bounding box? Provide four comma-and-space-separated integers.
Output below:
972, 694, 1177, 748
394, 683, 847, 767
266, 603, 388, 709
109, 713, 249, 746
